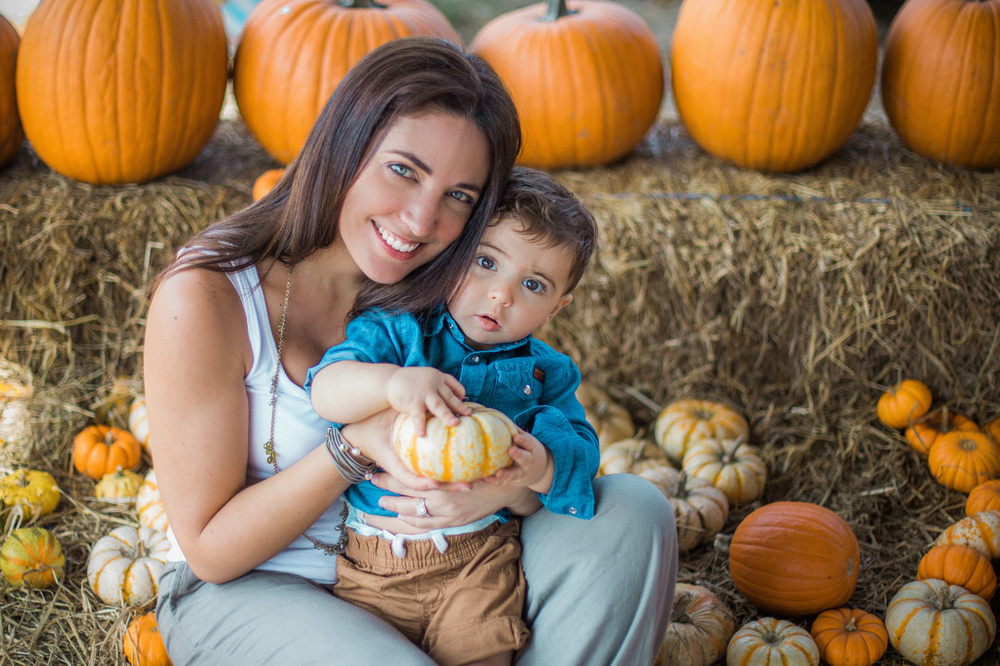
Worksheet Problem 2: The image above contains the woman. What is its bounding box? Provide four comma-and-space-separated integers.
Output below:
145, 37, 677, 665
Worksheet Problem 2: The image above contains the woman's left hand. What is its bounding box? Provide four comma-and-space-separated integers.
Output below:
372, 473, 536, 528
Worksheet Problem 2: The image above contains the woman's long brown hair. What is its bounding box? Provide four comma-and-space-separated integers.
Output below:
155, 36, 521, 318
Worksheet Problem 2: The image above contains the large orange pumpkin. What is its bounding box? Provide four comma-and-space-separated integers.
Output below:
233, 0, 460, 165
469, 0, 663, 169
671, 0, 878, 172
123, 612, 172, 666
729, 501, 860, 616
0, 14, 22, 169
15, 0, 228, 185
881, 0, 1000, 168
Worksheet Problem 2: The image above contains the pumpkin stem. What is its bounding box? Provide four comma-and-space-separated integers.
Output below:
845, 615, 858, 632
670, 591, 694, 622
14, 470, 29, 487
338, 0, 387, 8
936, 583, 954, 610
542, 0, 577, 21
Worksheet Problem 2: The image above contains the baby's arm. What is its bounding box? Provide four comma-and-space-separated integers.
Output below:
310, 361, 469, 434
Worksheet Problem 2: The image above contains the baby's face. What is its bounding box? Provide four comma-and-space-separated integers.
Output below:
448, 218, 574, 350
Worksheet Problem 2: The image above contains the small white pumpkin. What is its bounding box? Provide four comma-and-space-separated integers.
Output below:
657, 582, 736, 666
884, 578, 996, 666
598, 437, 668, 476
136, 469, 169, 532
392, 402, 517, 482
575, 381, 636, 450
654, 398, 749, 464
727, 616, 820, 665
682, 435, 767, 507
87, 525, 169, 606
128, 396, 150, 454
639, 466, 729, 553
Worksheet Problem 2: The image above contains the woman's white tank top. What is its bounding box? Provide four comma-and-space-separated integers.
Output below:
165, 264, 344, 584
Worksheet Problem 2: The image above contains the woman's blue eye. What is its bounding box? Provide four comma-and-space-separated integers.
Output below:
476, 256, 495, 270
523, 279, 544, 293
390, 163, 414, 178
449, 190, 474, 205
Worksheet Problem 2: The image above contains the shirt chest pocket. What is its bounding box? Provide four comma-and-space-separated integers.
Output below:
493, 365, 544, 409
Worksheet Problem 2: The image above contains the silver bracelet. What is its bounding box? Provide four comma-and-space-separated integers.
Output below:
325, 427, 378, 484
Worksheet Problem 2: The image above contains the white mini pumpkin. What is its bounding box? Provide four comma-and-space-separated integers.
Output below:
136, 469, 169, 532
87, 525, 169, 606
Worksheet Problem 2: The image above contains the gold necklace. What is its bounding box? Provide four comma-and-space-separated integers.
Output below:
264, 264, 348, 556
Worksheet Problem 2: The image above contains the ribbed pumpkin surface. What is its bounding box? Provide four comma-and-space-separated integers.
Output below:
393, 402, 517, 482
671, 0, 878, 172
0, 14, 22, 168
469, 0, 663, 169
15, 0, 228, 185
0, 527, 65, 589
882, 0, 1000, 168
87, 525, 169, 606
729, 501, 860, 615
233, 0, 460, 165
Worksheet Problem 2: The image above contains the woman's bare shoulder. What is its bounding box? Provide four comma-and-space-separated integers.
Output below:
145, 266, 251, 375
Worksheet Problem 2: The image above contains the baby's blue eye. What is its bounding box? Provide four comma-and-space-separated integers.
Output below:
523, 279, 544, 293
476, 256, 496, 270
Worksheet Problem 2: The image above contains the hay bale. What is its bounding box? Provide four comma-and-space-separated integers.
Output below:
1, 116, 998, 664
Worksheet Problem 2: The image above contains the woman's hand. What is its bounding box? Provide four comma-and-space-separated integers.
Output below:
372, 472, 538, 529
340, 410, 441, 493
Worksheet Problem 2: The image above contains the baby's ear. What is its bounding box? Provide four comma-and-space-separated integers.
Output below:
545, 293, 573, 322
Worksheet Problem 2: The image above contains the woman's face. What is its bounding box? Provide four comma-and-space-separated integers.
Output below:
336, 110, 491, 285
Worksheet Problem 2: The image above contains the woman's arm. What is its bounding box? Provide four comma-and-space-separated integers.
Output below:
144, 268, 353, 584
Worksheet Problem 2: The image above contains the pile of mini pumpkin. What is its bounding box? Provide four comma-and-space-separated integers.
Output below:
878, 378, 1000, 494
0, 385, 171, 666
872, 378, 1000, 665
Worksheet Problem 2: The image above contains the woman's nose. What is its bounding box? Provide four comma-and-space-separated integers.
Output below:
400, 193, 437, 237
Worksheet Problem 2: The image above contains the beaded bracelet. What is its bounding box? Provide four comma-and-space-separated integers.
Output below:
325, 427, 378, 484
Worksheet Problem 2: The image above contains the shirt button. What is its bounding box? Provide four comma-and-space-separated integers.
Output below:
472, 356, 480, 363
568, 507, 577, 515
523, 385, 531, 395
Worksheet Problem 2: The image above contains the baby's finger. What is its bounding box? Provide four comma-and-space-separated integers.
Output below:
427, 396, 460, 426
444, 376, 468, 402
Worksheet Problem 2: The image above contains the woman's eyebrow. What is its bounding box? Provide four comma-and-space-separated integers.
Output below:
390, 150, 483, 193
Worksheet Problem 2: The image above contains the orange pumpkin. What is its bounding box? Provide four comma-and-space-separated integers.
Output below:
252, 168, 285, 202
904, 409, 980, 455
671, 0, 877, 173
0, 14, 22, 168
927, 431, 1000, 494
123, 612, 172, 666
810, 608, 888, 666
917, 544, 996, 602
73, 425, 143, 481
966, 479, 1000, 516
876, 379, 932, 429
469, 0, 663, 170
985, 417, 1000, 444
881, 0, 1000, 168
15, 0, 228, 184
0, 526, 65, 589
729, 501, 860, 616
233, 0, 460, 165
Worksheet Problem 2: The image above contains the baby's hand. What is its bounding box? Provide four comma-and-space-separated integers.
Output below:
484, 431, 554, 494
387, 367, 469, 435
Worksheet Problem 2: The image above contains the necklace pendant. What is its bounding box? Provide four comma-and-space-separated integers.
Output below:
264, 440, 275, 465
